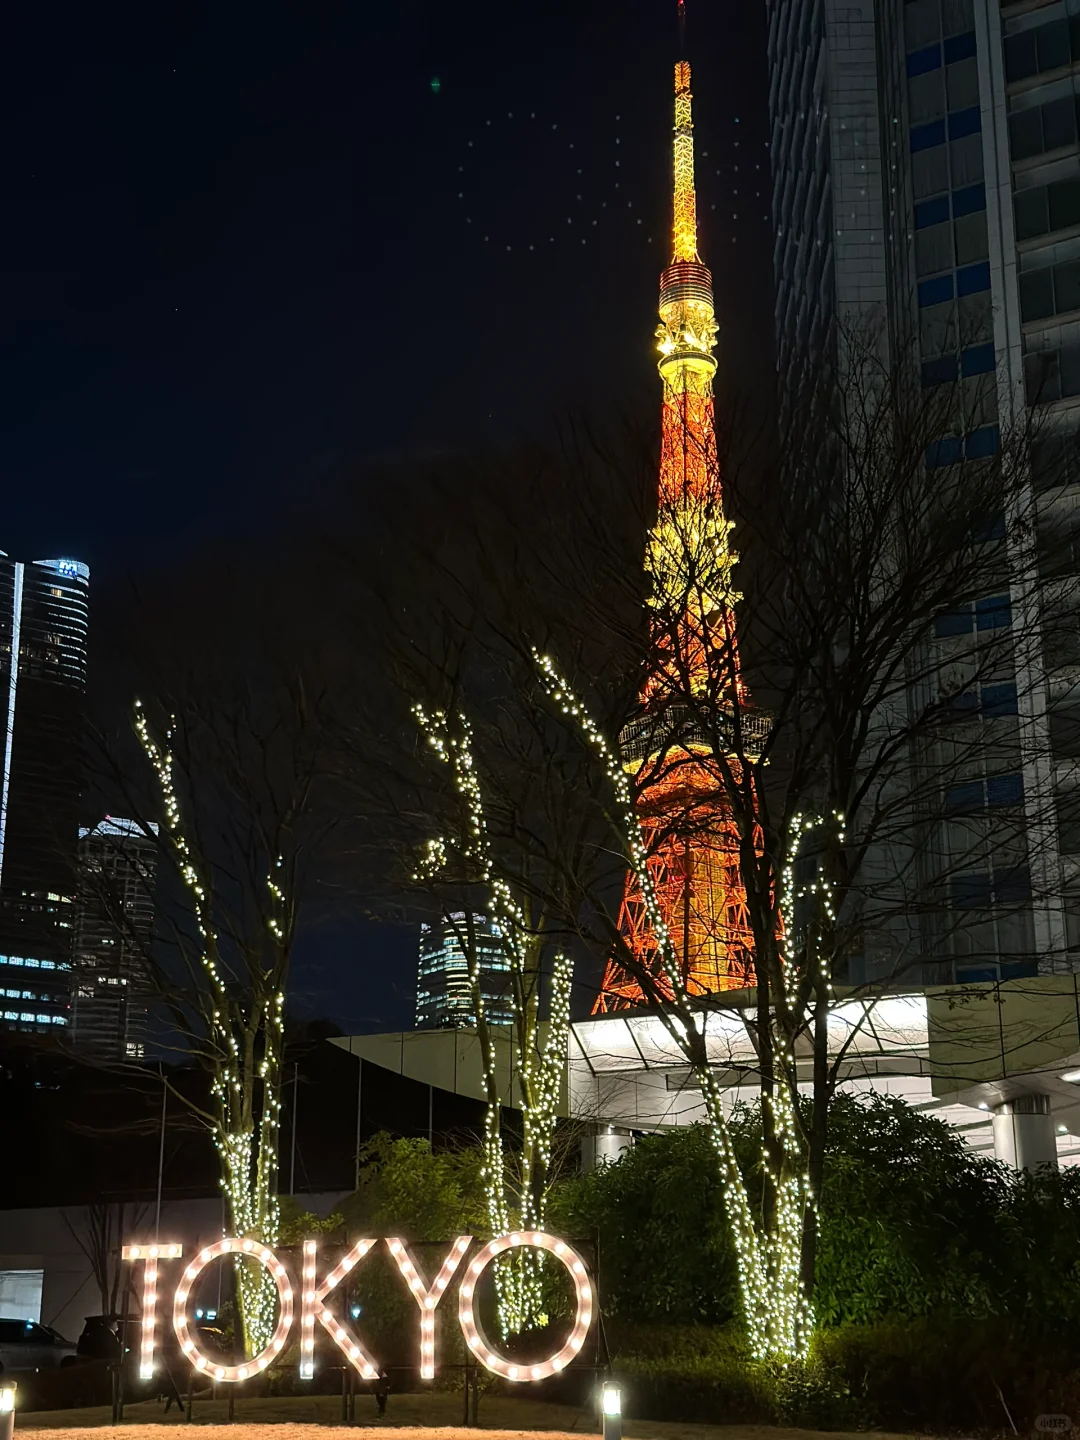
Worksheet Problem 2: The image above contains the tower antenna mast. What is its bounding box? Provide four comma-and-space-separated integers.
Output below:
677, 0, 687, 54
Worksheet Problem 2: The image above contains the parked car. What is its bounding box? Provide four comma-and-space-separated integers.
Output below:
75, 1316, 121, 1363
0, 1318, 78, 1374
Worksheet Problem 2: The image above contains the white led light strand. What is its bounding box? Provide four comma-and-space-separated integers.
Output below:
412, 704, 573, 1337
134, 702, 286, 1356
387, 1235, 472, 1378
531, 651, 812, 1361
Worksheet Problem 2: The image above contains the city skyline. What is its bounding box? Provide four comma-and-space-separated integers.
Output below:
1, 2, 1077, 1036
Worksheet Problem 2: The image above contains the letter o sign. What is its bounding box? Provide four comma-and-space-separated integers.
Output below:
457, 1231, 594, 1381
173, 1238, 294, 1382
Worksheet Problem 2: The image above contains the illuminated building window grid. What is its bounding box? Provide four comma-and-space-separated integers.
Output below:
416, 912, 515, 1029
0, 554, 89, 1033
73, 820, 157, 1063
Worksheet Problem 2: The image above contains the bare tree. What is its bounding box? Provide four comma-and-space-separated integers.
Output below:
411, 703, 571, 1336
87, 555, 336, 1359
63, 1201, 149, 1316
523, 325, 1079, 1358
335, 315, 1079, 1361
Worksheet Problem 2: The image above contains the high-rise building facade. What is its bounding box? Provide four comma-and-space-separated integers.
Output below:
0, 554, 89, 1033
72, 818, 158, 1062
766, 0, 1080, 981
415, 913, 514, 1029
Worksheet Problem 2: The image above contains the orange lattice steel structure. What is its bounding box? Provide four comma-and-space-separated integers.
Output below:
595, 57, 764, 1012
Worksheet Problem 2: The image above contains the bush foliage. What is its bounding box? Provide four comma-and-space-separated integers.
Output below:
558, 1092, 1080, 1334
317, 1104, 1080, 1428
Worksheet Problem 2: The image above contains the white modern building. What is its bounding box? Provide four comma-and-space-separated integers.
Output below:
338, 972, 1080, 1171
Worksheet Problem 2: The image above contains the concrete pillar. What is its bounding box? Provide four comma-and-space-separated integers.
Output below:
581, 1125, 632, 1172
991, 1093, 1058, 1171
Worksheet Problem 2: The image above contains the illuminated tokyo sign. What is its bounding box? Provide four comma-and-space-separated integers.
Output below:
123, 1232, 593, 1383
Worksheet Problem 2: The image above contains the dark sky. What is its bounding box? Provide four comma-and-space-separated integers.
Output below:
1, 0, 774, 1033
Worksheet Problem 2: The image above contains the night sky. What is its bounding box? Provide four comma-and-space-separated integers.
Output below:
1, 0, 774, 1034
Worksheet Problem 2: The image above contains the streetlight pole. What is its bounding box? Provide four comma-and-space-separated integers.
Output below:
290, 1062, 299, 1195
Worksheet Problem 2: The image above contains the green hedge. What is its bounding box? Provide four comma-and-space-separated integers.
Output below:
556, 1095, 1080, 1336
606, 1324, 861, 1428
820, 1319, 1080, 1433
605, 1319, 1080, 1432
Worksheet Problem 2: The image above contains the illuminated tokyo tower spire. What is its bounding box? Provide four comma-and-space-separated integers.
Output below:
595, 9, 760, 1011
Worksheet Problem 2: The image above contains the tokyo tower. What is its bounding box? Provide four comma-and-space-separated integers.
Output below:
595, 13, 764, 1012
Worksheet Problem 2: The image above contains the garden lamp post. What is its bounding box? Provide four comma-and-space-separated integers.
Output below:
601, 1380, 622, 1440
0, 1380, 16, 1440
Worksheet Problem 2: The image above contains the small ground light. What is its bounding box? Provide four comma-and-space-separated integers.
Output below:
0, 1380, 16, 1440
601, 1381, 622, 1440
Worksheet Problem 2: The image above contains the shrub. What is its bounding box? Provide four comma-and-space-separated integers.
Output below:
820, 1318, 1080, 1433
552, 1127, 740, 1325
603, 1317, 1080, 1432
602, 1323, 862, 1428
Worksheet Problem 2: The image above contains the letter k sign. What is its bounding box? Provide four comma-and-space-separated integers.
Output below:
300, 1239, 381, 1379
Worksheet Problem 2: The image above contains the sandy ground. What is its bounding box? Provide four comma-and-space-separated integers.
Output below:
14, 1391, 927, 1440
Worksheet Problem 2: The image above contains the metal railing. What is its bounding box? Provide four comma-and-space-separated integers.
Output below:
619, 703, 772, 764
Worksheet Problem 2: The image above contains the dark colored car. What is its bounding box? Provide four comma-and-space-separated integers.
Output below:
75, 1316, 122, 1362
0, 1318, 78, 1374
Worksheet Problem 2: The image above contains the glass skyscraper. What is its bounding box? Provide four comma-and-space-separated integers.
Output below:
766, 0, 1079, 981
0, 554, 89, 1033
72, 817, 158, 1062
415, 912, 514, 1029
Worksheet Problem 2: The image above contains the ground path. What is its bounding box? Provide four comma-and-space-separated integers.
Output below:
16, 1391, 926, 1440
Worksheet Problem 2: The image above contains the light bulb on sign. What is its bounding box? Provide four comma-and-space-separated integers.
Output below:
299, 1241, 317, 1379
457, 1232, 594, 1381
122, 1243, 183, 1381
386, 1237, 472, 1380
172, 1239, 293, 1384
301, 1238, 382, 1380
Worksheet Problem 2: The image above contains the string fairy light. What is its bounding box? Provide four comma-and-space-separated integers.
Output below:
411, 704, 573, 1336
530, 653, 812, 1362
133, 702, 287, 1356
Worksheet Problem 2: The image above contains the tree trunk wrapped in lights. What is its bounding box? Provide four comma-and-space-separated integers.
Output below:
532, 654, 811, 1360
129, 691, 323, 1361
413, 705, 572, 1337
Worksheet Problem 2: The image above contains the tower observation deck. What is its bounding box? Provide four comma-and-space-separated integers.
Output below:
595, 42, 758, 1011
